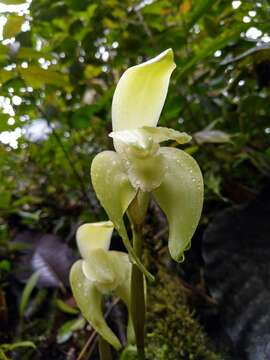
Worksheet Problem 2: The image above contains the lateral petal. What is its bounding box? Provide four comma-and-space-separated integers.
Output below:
70, 260, 121, 350
91, 151, 154, 281
153, 147, 203, 261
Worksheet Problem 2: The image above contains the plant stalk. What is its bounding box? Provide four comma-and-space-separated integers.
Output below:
128, 191, 149, 360
98, 336, 112, 360
131, 224, 145, 359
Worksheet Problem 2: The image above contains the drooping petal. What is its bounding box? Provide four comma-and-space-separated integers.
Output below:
85, 249, 135, 344
76, 221, 114, 259
91, 151, 154, 281
109, 251, 135, 345
153, 147, 203, 261
70, 260, 121, 350
112, 49, 176, 132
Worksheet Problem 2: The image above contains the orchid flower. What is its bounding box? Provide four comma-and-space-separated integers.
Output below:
91, 49, 204, 279
69, 221, 134, 350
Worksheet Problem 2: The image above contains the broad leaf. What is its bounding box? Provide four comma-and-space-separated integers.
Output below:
3, 15, 24, 39
19, 66, 68, 88
1, 0, 26, 3
153, 147, 203, 261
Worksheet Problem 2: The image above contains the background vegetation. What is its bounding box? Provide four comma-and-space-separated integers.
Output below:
0, 0, 269, 359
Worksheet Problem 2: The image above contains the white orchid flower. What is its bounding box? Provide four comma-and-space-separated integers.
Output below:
91, 49, 203, 279
69, 221, 134, 350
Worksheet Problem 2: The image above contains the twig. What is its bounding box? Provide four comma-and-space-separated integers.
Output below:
134, 8, 153, 40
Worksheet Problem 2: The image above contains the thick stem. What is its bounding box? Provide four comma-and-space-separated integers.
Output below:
98, 336, 112, 360
130, 224, 145, 360
128, 191, 149, 359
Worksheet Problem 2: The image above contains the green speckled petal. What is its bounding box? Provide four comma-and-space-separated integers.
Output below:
153, 147, 204, 261
70, 260, 121, 350
91, 151, 154, 281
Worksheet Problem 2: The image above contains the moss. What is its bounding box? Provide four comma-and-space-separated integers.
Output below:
144, 269, 222, 360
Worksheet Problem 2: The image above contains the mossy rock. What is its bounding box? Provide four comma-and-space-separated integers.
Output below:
143, 269, 222, 360
120, 266, 222, 360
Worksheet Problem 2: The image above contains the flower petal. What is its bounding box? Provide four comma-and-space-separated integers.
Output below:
153, 147, 203, 261
70, 260, 121, 350
91, 151, 154, 281
82, 249, 116, 290
112, 49, 176, 132
82, 250, 130, 294
110, 127, 191, 147
109, 127, 191, 192
76, 221, 114, 259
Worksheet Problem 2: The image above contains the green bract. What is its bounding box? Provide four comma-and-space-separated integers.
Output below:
91, 49, 204, 266
69, 221, 134, 350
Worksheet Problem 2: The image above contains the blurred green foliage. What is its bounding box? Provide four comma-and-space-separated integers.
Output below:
0, 0, 270, 240
0, 0, 270, 358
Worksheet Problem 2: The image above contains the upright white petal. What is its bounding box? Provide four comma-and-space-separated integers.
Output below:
112, 49, 176, 131
76, 221, 114, 260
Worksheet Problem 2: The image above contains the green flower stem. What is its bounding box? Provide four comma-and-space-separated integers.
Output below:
131, 223, 145, 360
98, 335, 112, 360
128, 191, 149, 360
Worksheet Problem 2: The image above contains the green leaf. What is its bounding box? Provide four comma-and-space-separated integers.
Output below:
56, 317, 85, 344
70, 260, 121, 350
153, 148, 203, 261
91, 151, 154, 281
176, 26, 248, 79
0, 70, 15, 85
19, 271, 40, 317
186, 0, 219, 29
0, 44, 8, 61
0, 341, 36, 351
84, 65, 102, 79
120, 345, 138, 360
0, 0, 26, 3
19, 66, 68, 88
0, 191, 11, 210
54, 298, 79, 315
0, 260, 11, 272
0, 349, 9, 360
3, 15, 25, 39
16, 48, 48, 61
